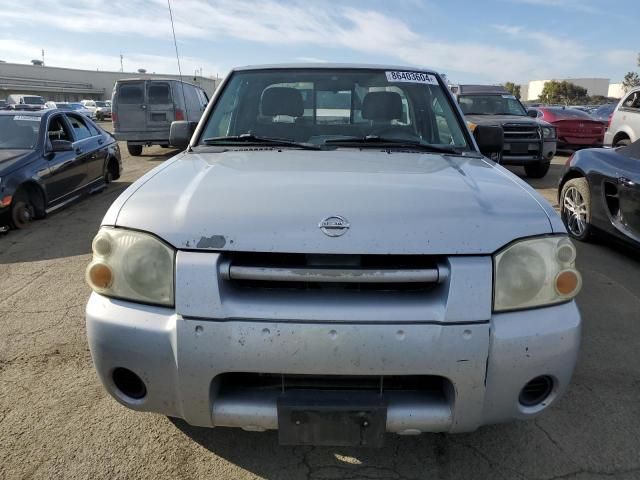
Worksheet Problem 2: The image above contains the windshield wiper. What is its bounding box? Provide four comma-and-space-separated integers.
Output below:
324, 135, 461, 154
202, 133, 323, 150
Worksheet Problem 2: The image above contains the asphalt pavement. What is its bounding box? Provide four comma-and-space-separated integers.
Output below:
0, 139, 639, 480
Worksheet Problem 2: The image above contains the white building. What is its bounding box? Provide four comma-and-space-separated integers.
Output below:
521, 78, 611, 102
0, 62, 221, 102
608, 83, 625, 99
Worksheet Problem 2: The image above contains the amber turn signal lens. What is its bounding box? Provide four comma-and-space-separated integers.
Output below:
88, 263, 113, 289
555, 270, 580, 297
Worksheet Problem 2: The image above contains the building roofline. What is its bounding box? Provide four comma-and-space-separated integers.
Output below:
0, 61, 215, 81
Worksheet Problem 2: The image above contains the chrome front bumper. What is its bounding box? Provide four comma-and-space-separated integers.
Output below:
86, 293, 581, 434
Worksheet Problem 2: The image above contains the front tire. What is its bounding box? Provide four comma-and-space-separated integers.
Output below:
614, 137, 631, 147
560, 178, 592, 241
10, 191, 35, 229
524, 161, 551, 178
127, 144, 143, 156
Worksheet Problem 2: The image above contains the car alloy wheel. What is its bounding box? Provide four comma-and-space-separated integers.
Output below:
562, 186, 588, 237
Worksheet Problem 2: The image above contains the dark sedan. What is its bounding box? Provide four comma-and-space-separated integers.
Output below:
0, 109, 121, 229
559, 140, 640, 248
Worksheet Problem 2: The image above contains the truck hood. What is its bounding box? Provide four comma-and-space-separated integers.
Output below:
110, 149, 555, 254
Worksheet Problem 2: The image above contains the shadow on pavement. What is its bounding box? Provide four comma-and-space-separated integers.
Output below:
0, 181, 131, 264
168, 417, 464, 478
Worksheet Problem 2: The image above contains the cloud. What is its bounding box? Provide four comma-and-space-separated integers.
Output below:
604, 49, 637, 68
0, 0, 618, 83
0, 37, 221, 77
505, 0, 602, 14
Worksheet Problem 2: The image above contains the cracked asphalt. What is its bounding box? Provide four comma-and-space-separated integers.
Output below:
1, 137, 639, 479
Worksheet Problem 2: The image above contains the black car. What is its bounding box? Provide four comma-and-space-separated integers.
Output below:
559, 140, 640, 247
0, 109, 121, 229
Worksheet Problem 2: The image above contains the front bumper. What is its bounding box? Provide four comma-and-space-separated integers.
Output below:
86, 293, 581, 434
501, 139, 556, 165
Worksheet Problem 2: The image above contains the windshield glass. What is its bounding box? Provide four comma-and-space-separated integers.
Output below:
23, 96, 44, 105
199, 69, 470, 149
56, 104, 72, 110
95, 101, 108, 107
0, 115, 40, 149
458, 94, 527, 116
70, 103, 84, 110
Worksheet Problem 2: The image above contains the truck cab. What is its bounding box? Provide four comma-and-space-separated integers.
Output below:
452, 85, 556, 178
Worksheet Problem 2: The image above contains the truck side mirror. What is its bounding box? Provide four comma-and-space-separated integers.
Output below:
169, 121, 197, 149
527, 110, 538, 118
474, 125, 503, 155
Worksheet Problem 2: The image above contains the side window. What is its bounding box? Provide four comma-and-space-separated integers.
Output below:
431, 94, 467, 147
148, 83, 172, 104
86, 120, 101, 136
47, 115, 72, 142
118, 83, 144, 104
66, 114, 93, 141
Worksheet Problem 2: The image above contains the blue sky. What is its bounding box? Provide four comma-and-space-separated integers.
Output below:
0, 0, 637, 84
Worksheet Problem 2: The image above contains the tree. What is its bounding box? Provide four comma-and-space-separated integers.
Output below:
538, 80, 588, 104
503, 82, 521, 99
622, 72, 640, 93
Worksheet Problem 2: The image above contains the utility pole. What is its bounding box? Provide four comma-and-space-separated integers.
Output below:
120, 54, 124, 72
41, 49, 45, 66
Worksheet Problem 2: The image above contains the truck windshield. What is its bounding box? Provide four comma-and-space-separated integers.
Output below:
199, 69, 470, 150
0, 116, 40, 149
458, 94, 527, 116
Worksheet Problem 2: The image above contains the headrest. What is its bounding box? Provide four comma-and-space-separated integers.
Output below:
362, 91, 403, 121
261, 87, 304, 117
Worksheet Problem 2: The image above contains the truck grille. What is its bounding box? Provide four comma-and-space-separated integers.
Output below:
502, 123, 541, 141
219, 253, 447, 293
217, 373, 447, 394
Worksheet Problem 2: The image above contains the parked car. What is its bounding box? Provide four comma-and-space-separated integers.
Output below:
86, 64, 582, 447
81, 99, 98, 111
93, 101, 112, 121
6, 94, 46, 111
604, 87, 640, 147
559, 140, 640, 247
452, 84, 557, 178
591, 103, 617, 125
0, 109, 121, 229
52, 102, 97, 120
112, 78, 208, 156
529, 107, 605, 149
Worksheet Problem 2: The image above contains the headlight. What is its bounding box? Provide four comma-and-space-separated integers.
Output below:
494, 236, 581, 311
542, 126, 556, 139
86, 227, 175, 306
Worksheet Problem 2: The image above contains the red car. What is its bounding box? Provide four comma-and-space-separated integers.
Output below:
530, 107, 605, 149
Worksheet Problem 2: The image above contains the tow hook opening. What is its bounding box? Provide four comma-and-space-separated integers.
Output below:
519, 375, 554, 407
112, 367, 147, 400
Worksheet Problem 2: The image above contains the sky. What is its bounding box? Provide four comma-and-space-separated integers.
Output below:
0, 0, 637, 85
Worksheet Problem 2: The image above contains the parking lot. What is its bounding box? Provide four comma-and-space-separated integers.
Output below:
0, 131, 639, 480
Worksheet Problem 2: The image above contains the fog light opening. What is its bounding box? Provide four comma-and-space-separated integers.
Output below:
519, 375, 554, 407
112, 367, 147, 400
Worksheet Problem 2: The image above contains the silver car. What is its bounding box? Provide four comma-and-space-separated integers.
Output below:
604, 86, 640, 147
86, 64, 582, 447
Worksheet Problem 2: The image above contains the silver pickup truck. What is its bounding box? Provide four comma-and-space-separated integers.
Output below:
86, 64, 581, 447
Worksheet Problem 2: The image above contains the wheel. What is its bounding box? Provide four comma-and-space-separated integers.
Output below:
105, 159, 118, 184
524, 161, 550, 178
127, 144, 143, 156
560, 178, 591, 241
614, 137, 631, 147
96, 112, 104, 121
10, 191, 35, 229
